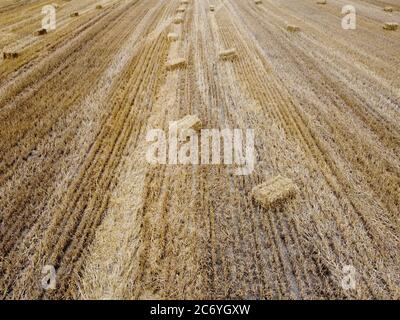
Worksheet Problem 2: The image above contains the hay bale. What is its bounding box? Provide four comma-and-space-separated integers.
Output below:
176, 115, 202, 139
252, 176, 297, 209
177, 6, 185, 13
174, 16, 184, 24
317, 0, 327, 4
219, 48, 237, 60
210, 5, 215, 12
70, 12, 79, 17
180, 0, 189, 4
167, 32, 179, 42
176, 115, 203, 142
383, 22, 398, 30
287, 24, 300, 32
166, 58, 187, 71
96, 5, 103, 9
3, 52, 19, 59
383, 7, 393, 12
255, 0, 262, 4
34, 28, 47, 36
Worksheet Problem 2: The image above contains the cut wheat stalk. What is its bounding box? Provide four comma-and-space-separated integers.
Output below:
252, 176, 297, 209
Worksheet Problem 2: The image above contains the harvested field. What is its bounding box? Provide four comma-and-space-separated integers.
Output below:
0, 0, 399, 300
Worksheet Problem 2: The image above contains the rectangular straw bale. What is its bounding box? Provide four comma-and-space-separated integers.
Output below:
167, 33, 179, 42
175, 115, 202, 140
219, 48, 237, 60
3, 52, 19, 59
287, 24, 300, 32
166, 58, 187, 71
383, 22, 398, 30
34, 28, 47, 36
176, 115, 202, 132
174, 15, 184, 24
252, 176, 297, 209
